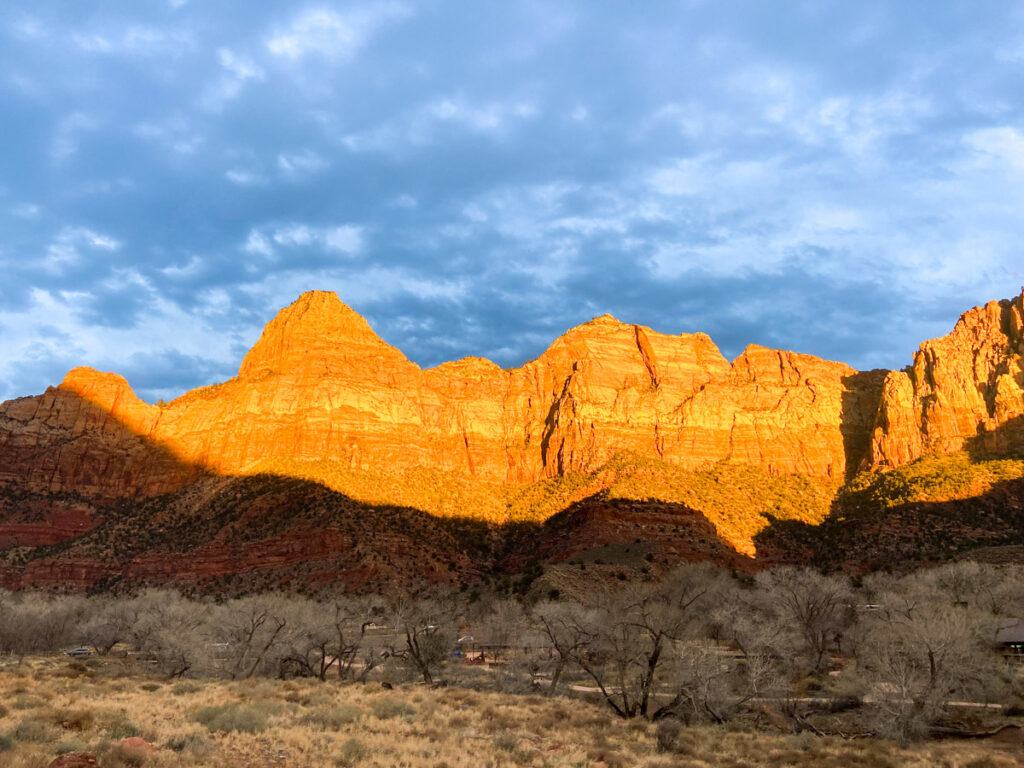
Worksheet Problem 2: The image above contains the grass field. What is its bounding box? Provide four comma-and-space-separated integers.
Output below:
0, 656, 1021, 768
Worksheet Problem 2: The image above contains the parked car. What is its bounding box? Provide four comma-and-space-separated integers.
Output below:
64, 647, 91, 657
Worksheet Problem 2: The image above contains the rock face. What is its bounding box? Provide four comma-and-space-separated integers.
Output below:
0, 291, 884, 505
870, 291, 1024, 467
1, 287, 1022, 585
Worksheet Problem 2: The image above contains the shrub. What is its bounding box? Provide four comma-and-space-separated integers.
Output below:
140, 683, 161, 692
370, 699, 416, 720
337, 737, 367, 767
171, 681, 202, 696
300, 705, 362, 729
655, 718, 681, 753
165, 733, 209, 755
493, 732, 519, 752
11, 693, 46, 710
0, 733, 13, 752
194, 703, 270, 734
99, 741, 150, 768
54, 709, 95, 731
104, 715, 141, 739
14, 715, 57, 743
56, 738, 86, 755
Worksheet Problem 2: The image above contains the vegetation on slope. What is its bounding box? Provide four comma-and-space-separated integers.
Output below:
247, 452, 837, 556
843, 452, 1024, 510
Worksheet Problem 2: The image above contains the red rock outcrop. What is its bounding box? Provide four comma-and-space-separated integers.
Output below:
2, 288, 1022, 575
870, 290, 1024, 466
0, 291, 884, 506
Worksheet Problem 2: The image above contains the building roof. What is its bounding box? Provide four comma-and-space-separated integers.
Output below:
996, 618, 1024, 644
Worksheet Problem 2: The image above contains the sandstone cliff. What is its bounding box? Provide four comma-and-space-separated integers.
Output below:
870, 290, 1024, 467
1, 288, 1023, 569
0, 291, 882, 496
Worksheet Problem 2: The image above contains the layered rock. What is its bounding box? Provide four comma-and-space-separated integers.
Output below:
870, 290, 1024, 466
0, 291, 883, 511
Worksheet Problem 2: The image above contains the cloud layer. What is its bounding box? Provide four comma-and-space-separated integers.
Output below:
2, 1, 1023, 402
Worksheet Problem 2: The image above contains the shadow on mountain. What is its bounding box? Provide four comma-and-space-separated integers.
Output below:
502, 493, 754, 573
838, 369, 888, 480
756, 416, 1024, 572
1, 389, 757, 594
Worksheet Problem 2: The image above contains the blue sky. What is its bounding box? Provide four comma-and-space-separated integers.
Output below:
2, 1, 1023, 402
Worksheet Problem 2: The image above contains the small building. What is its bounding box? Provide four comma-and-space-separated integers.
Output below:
996, 618, 1024, 659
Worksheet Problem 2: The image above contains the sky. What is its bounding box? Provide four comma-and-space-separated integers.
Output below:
2, 1, 1023, 403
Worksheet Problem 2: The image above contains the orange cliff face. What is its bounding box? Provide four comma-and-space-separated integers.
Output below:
2, 288, 1022, 543
870, 290, 1024, 467
0, 291, 886, 505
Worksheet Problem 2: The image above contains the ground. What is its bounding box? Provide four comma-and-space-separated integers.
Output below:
0, 655, 1021, 768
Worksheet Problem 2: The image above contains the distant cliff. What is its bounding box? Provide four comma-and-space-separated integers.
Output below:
0, 288, 1022, 589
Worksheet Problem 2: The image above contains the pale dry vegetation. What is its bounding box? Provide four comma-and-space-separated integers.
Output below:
0, 656, 1020, 768
1, 561, 1023, 765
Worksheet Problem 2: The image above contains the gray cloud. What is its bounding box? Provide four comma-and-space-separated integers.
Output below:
1, 1, 1023, 402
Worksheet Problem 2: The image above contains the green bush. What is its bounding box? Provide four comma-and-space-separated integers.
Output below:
171, 681, 203, 696
370, 699, 416, 720
194, 703, 271, 734
104, 714, 141, 739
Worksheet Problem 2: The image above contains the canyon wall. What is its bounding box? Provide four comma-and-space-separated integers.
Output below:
1, 288, 1022, 519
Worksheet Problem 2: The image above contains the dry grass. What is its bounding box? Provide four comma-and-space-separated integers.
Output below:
0, 656, 1019, 767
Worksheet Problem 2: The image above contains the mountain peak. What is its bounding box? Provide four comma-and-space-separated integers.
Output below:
238, 291, 409, 378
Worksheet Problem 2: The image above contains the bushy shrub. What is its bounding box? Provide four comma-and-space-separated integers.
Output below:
14, 715, 57, 742
54, 708, 95, 731
171, 681, 202, 696
336, 736, 367, 767
165, 732, 209, 755
56, 738, 87, 755
370, 699, 416, 720
300, 704, 362, 729
194, 703, 271, 733
104, 714, 141, 739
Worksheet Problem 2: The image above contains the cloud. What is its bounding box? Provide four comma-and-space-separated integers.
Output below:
134, 116, 204, 155
243, 223, 364, 257
51, 113, 98, 162
10, 203, 41, 219
225, 168, 266, 186
44, 226, 120, 272
342, 96, 539, 152
277, 150, 327, 176
202, 47, 265, 109
266, 3, 411, 61
3, 1, 1024, 403
963, 126, 1024, 169
72, 25, 192, 56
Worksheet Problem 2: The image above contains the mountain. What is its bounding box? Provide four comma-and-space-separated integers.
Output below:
0, 289, 1022, 592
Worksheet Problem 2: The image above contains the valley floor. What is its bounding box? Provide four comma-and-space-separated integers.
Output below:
0, 656, 1021, 768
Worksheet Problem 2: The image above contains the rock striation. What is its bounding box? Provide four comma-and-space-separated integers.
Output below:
0, 291, 884, 504
1, 287, 1023, 580
870, 290, 1024, 467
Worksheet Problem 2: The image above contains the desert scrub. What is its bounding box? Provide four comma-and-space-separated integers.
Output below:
100, 712, 141, 739
171, 681, 203, 696
13, 714, 58, 743
369, 699, 416, 720
300, 704, 362, 729
193, 702, 275, 733
336, 736, 367, 767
